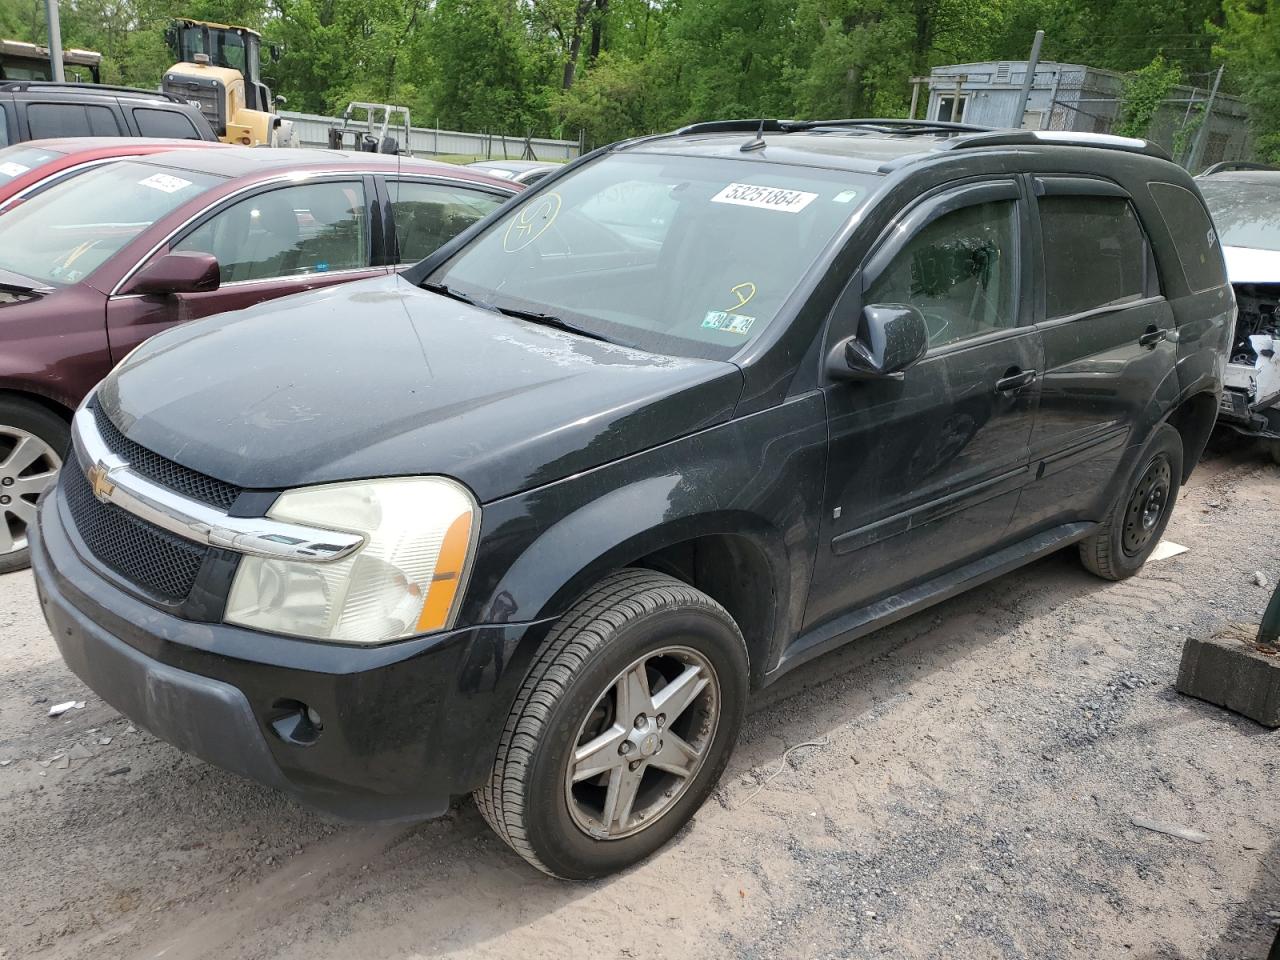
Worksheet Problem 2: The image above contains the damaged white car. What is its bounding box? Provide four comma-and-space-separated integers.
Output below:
1197, 164, 1280, 458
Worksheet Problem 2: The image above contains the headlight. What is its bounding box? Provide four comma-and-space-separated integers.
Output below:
224, 477, 478, 644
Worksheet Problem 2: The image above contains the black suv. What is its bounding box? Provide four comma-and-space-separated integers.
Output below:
32, 119, 1232, 879
0, 81, 217, 145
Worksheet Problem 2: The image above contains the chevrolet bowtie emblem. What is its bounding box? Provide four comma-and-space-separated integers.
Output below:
86, 461, 116, 502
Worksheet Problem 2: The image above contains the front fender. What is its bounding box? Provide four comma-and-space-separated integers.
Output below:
460, 393, 830, 679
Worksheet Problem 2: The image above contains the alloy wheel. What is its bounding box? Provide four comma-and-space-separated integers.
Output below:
0, 426, 61, 557
565, 645, 720, 840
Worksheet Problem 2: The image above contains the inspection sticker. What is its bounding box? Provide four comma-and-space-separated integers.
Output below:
710, 182, 817, 213
833, 189, 862, 203
0, 162, 29, 177
702, 310, 756, 335
138, 173, 193, 194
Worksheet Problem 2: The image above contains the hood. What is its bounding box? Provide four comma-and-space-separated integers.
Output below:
1222, 245, 1280, 285
97, 274, 743, 502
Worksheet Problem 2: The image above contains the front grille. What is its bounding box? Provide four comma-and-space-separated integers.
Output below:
93, 405, 241, 510
62, 463, 206, 602
161, 74, 225, 135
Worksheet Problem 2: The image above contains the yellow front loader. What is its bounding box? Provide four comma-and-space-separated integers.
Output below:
160, 19, 291, 147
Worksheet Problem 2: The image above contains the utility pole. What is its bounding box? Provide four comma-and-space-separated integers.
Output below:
1187, 65, 1224, 173
1009, 30, 1045, 128
44, 0, 65, 82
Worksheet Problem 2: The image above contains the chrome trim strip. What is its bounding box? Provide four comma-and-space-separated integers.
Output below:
109, 170, 518, 296
71, 406, 364, 563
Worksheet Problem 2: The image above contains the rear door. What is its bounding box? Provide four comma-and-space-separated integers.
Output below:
106, 176, 387, 362
384, 176, 513, 268
804, 179, 1042, 632
1012, 177, 1178, 531
19, 99, 124, 139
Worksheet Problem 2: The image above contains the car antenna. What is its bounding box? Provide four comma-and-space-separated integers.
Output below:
740, 118, 767, 152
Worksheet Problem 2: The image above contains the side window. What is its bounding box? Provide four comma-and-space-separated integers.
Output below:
865, 200, 1019, 349
1148, 182, 1225, 293
389, 181, 505, 264
174, 181, 368, 283
0, 105, 9, 147
1039, 195, 1150, 319
26, 103, 122, 138
133, 107, 200, 140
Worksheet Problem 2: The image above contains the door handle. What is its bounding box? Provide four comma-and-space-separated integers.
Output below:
995, 368, 1037, 392
1138, 326, 1168, 348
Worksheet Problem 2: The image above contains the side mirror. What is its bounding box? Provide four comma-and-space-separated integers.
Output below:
274, 94, 288, 106
269, 43, 283, 62
124, 252, 220, 296
827, 303, 929, 379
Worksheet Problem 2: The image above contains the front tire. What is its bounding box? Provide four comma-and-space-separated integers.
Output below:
1079, 423, 1183, 581
475, 569, 748, 879
0, 399, 68, 575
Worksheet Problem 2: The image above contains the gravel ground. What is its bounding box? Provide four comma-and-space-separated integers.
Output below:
1, 442, 1277, 960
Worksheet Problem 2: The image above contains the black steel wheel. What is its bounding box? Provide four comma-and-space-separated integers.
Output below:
1079, 423, 1183, 581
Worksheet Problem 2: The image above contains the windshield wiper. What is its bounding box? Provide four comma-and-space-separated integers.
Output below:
493, 305, 621, 345
421, 281, 490, 310
0, 266, 49, 294
424, 281, 625, 346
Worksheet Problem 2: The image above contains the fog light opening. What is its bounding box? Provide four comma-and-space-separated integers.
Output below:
269, 698, 323, 746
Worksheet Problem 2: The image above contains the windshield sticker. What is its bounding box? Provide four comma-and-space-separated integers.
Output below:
0, 161, 30, 177
503, 191, 562, 252
702, 310, 756, 335
833, 189, 861, 203
711, 182, 818, 214
138, 173, 193, 194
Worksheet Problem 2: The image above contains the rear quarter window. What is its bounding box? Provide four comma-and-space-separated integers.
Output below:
1149, 182, 1228, 293
26, 102, 122, 138
132, 107, 201, 140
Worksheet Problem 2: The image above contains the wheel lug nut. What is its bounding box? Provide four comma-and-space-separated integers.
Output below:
0, 495, 9, 505
634, 713, 646, 729
657, 714, 666, 728
0, 477, 11, 486
619, 741, 631, 755
629, 760, 641, 771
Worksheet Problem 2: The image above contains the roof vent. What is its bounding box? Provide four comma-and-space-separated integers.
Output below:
193, 53, 211, 65
996, 63, 1011, 83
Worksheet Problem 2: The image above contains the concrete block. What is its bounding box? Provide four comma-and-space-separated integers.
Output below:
1176, 627, 1280, 728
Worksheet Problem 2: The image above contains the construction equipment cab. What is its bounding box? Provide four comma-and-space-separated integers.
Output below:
161, 19, 287, 147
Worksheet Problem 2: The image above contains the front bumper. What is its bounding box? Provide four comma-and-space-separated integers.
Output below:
32, 490, 554, 822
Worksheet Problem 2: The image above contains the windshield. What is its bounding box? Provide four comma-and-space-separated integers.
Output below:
179, 25, 247, 73
0, 160, 220, 285
0, 145, 66, 186
429, 153, 878, 360
1199, 179, 1280, 252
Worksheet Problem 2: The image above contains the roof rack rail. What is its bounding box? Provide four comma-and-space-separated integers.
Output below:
790, 118, 991, 134
1198, 160, 1279, 177
0, 80, 190, 104
673, 117, 991, 138
939, 129, 1172, 161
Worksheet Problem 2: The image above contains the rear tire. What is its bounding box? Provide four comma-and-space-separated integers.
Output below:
0, 399, 68, 575
475, 569, 748, 880
1079, 423, 1183, 581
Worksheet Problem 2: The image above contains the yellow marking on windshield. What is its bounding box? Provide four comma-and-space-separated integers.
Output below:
502, 192, 562, 253
725, 281, 757, 314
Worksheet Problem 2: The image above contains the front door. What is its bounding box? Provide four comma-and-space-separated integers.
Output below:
106, 177, 386, 363
1014, 179, 1178, 530
804, 180, 1042, 633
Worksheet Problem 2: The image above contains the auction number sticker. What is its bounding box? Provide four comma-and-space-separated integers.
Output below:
138, 173, 193, 194
0, 162, 29, 177
711, 182, 817, 213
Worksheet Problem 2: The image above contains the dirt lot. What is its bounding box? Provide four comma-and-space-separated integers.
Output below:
1, 442, 1277, 960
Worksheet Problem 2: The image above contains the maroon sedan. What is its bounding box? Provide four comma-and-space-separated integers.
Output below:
0, 147, 522, 571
